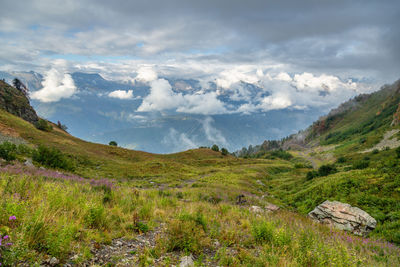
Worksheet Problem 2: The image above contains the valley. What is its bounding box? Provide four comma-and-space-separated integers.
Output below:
0, 79, 399, 266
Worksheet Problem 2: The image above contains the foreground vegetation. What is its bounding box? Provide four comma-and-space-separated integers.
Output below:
0, 79, 400, 265
0, 166, 399, 266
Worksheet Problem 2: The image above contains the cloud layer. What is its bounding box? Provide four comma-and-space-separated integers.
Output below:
31, 68, 77, 102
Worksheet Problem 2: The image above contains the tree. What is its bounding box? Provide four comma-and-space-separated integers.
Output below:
12, 78, 22, 90
109, 141, 118, 146
35, 119, 53, 132
221, 148, 228, 156
57, 121, 68, 132
12, 78, 28, 96
211, 144, 219, 152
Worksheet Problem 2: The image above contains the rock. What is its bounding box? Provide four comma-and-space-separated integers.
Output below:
24, 158, 33, 167
236, 194, 246, 205
256, 180, 265, 186
265, 203, 280, 212
49, 257, 59, 266
308, 200, 377, 236
179, 254, 194, 267
249, 205, 263, 213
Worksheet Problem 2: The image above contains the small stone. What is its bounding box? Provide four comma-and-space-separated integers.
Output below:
49, 257, 59, 266
265, 203, 280, 212
249, 205, 263, 213
24, 158, 34, 166
70, 254, 79, 261
256, 180, 265, 186
179, 254, 194, 267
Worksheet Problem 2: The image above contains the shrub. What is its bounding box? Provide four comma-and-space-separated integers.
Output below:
396, 147, 400, 158
221, 148, 228, 156
84, 205, 105, 228
372, 149, 379, 154
32, 145, 75, 171
306, 170, 318, 180
35, 119, 53, 132
56, 121, 68, 132
265, 149, 293, 160
211, 144, 219, 152
109, 141, 118, 146
162, 219, 210, 254
317, 164, 337, 176
336, 156, 346, 163
252, 221, 274, 244
0, 142, 17, 161
352, 160, 369, 170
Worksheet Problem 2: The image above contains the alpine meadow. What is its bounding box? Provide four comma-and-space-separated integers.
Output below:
0, 1, 400, 266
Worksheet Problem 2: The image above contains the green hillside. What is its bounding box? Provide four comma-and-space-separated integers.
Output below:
0, 80, 399, 265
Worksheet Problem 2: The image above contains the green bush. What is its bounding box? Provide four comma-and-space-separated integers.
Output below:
396, 147, 400, 158
109, 141, 118, 146
0, 141, 17, 161
35, 119, 53, 132
252, 221, 274, 244
318, 164, 337, 176
221, 148, 228, 156
84, 205, 105, 228
211, 144, 219, 152
32, 145, 75, 171
163, 219, 209, 254
306, 170, 319, 180
352, 160, 369, 170
336, 156, 346, 163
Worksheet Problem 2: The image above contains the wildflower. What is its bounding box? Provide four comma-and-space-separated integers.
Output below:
2, 235, 8, 240
8, 215, 16, 221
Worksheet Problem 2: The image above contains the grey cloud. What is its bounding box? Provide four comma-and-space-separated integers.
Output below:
0, 0, 398, 87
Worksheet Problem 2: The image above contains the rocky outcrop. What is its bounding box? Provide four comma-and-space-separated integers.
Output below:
0, 80, 39, 124
308, 200, 376, 236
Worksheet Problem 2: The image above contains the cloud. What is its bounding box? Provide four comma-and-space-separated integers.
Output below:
162, 128, 197, 152
138, 78, 227, 115
292, 72, 357, 93
202, 117, 226, 145
134, 66, 158, 83
108, 89, 134, 99
137, 79, 183, 111
30, 68, 77, 102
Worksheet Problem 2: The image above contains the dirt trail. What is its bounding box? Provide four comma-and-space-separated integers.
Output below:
363, 129, 400, 153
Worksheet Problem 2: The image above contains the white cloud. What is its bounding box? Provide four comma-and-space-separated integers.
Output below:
138, 78, 227, 115
137, 78, 183, 112
108, 90, 134, 99
31, 68, 77, 102
292, 72, 357, 92
259, 93, 292, 111
202, 117, 227, 145
215, 67, 260, 89
134, 66, 158, 83
162, 128, 197, 152
274, 72, 292, 82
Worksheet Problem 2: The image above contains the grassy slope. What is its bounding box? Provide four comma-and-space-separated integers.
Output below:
0, 103, 399, 265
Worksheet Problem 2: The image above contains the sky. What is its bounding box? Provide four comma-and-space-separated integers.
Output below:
0, 0, 399, 116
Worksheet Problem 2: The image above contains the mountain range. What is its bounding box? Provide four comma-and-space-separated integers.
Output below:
0, 70, 347, 153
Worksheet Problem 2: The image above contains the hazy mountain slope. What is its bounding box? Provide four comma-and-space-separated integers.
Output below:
238, 79, 400, 157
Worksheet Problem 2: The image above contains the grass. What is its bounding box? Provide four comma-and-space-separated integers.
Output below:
0, 170, 399, 266
0, 92, 400, 265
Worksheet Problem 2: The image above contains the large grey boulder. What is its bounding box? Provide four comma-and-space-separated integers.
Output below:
308, 200, 376, 236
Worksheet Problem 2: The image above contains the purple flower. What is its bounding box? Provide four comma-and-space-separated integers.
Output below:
2, 235, 8, 240
9, 215, 16, 221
